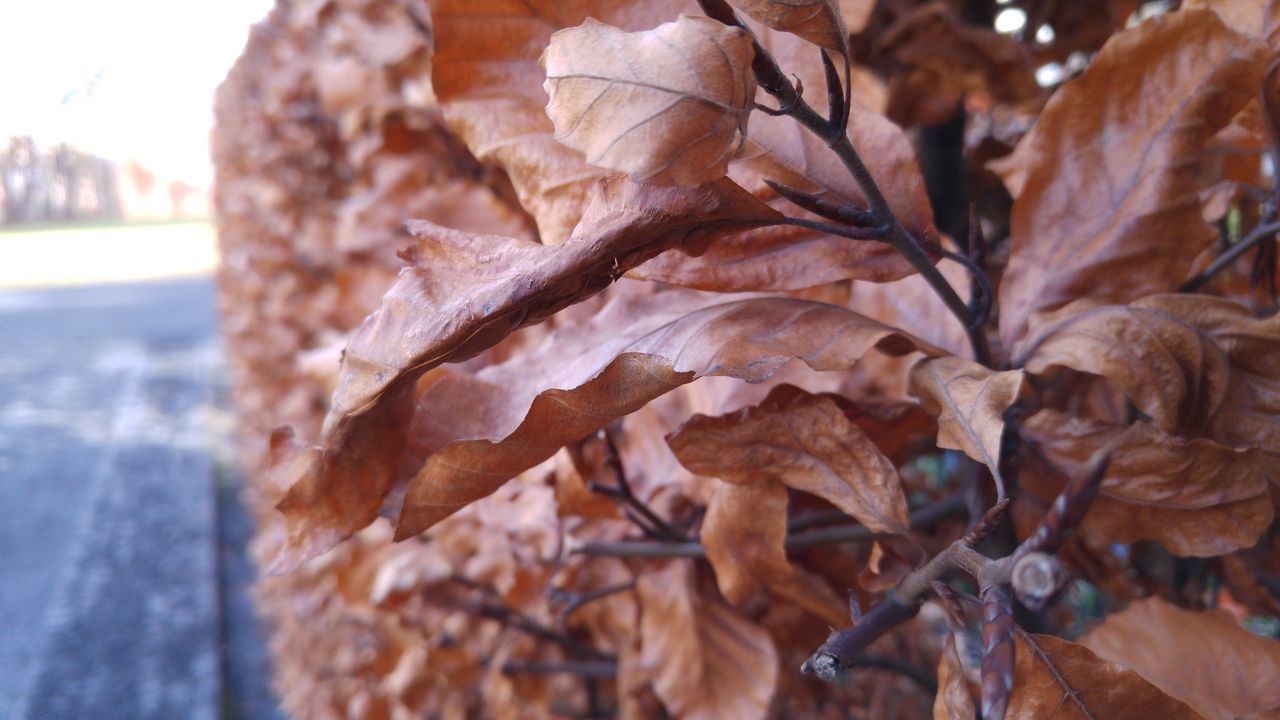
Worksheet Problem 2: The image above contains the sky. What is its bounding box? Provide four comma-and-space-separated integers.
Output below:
0, 0, 273, 186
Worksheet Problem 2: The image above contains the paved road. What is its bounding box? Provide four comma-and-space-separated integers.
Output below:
0, 278, 279, 720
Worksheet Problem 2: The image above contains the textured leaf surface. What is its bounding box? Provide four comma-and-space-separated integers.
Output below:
998, 10, 1266, 346
394, 290, 940, 539
909, 357, 1025, 495
543, 15, 756, 185
730, 0, 846, 52
273, 180, 780, 571
633, 28, 938, 290
430, 0, 689, 243
698, 481, 850, 626
1007, 633, 1201, 719
1022, 410, 1273, 557
1016, 294, 1280, 451
669, 384, 911, 534
637, 560, 779, 720
1081, 598, 1280, 720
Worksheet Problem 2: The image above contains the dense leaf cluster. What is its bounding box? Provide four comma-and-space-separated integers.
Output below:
214, 0, 1280, 717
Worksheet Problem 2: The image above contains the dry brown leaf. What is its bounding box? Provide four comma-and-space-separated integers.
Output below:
543, 15, 756, 186
1081, 597, 1280, 720
1022, 410, 1273, 557
633, 27, 938, 290
1184, 0, 1273, 38
1008, 632, 1202, 719
1016, 294, 1280, 451
637, 560, 779, 720
668, 384, 910, 534
997, 10, 1267, 348
431, 0, 693, 243
272, 179, 780, 572
934, 628, 976, 720
909, 357, 1026, 495
395, 289, 941, 539
730, 0, 847, 53
700, 481, 851, 626
877, 1, 1039, 127
1135, 294, 1280, 453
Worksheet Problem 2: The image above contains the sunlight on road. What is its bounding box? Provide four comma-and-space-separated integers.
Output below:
0, 222, 218, 289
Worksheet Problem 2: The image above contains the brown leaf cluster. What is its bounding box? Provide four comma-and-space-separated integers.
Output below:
212, 0, 1280, 718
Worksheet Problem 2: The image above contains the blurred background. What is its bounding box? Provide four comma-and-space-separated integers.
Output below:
0, 1, 276, 718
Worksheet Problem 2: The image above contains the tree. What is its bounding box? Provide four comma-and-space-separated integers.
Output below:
214, 0, 1280, 717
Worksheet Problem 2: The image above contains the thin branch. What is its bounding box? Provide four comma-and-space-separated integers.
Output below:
472, 601, 612, 660
573, 493, 967, 559
1180, 219, 1280, 292
589, 430, 689, 542
553, 581, 636, 625
695, 0, 986, 365
765, 178, 875, 226
782, 215, 890, 240
501, 660, 618, 679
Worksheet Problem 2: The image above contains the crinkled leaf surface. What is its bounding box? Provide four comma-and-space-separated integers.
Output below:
1016, 294, 1280, 451
631, 27, 939, 290
1008, 633, 1201, 719
1081, 597, 1280, 720
395, 289, 941, 539
543, 15, 756, 185
729, 0, 847, 52
637, 560, 778, 720
430, 0, 691, 243
1022, 410, 1273, 557
998, 10, 1266, 347
909, 357, 1025, 495
272, 179, 780, 571
668, 384, 910, 534
698, 481, 850, 626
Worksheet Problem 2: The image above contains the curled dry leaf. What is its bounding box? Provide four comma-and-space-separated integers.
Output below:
908, 356, 1026, 497
543, 15, 756, 186
934, 627, 976, 720
633, 27, 939, 290
729, 0, 847, 53
998, 10, 1267, 347
1022, 410, 1273, 557
431, 0, 689, 243
668, 384, 911, 534
637, 560, 779, 720
1081, 597, 1280, 720
395, 289, 941, 539
699, 481, 851, 626
1008, 633, 1201, 719
272, 179, 780, 572
1016, 294, 1280, 451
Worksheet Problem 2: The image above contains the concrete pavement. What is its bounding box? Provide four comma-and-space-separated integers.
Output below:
0, 278, 279, 719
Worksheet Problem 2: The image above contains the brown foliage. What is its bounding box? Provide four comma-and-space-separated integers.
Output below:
212, 0, 1280, 717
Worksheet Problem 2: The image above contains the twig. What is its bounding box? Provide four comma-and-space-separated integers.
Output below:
782, 216, 890, 240
1180, 219, 1280, 292
765, 179, 876, 226
695, 0, 987, 366
500, 660, 618, 679
553, 581, 636, 625
472, 602, 611, 660
573, 494, 967, 559
588, 430, 689, 542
